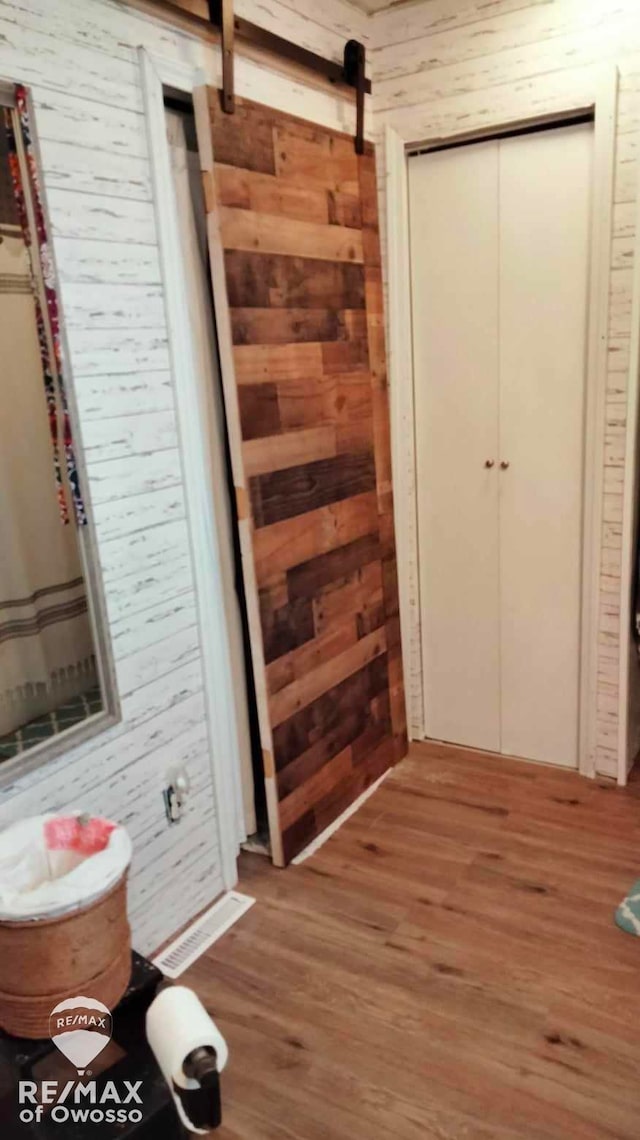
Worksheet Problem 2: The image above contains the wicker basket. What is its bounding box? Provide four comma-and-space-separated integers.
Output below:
0, 874, 131, 1039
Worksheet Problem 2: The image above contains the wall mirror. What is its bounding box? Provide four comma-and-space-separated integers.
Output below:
0, 83, 116, 780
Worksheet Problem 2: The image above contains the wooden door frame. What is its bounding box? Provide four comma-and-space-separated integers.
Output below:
384, 63, 620, 781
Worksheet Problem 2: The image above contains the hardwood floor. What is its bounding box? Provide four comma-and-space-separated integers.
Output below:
184, 742, 640, 1139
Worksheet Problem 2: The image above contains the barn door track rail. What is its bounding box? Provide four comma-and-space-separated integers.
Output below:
153, 0, 370, 153
207, 0, 369, 152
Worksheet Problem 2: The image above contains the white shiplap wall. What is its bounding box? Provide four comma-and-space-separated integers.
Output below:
371, 0, 640, 778
0, 0, 366, 953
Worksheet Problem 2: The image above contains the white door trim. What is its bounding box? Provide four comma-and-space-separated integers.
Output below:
385, 63, 619, 780
139, 46, 248, 886
618, 135, 640, 785
385, 123, 424, 743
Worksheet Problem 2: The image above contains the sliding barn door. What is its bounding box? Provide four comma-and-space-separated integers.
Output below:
194, 90, 406, 865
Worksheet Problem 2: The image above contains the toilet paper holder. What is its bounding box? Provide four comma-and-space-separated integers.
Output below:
146, 986, 228, 1134
178, 1045, 222, 1131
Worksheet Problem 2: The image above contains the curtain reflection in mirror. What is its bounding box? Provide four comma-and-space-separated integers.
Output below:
0, 85, 103, 763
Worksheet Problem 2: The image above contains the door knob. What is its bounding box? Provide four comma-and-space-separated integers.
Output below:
484, 459, 495, 468
500, 460, 510, 469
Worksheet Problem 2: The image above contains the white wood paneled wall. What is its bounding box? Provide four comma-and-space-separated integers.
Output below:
0, 0, 365, 953
371, 0, 640, 778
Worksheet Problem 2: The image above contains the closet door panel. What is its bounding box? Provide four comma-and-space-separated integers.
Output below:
498, 124, 592, 768
409, 143, 501, 752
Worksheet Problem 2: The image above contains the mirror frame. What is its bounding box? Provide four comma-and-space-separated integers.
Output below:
0, 80, 120, 787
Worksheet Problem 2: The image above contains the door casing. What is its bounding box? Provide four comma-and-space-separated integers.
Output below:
408, 124, 593, 768
384, 64, 621, 782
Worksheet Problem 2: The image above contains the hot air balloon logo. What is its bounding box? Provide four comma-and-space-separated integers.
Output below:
49, 996, 113, 1074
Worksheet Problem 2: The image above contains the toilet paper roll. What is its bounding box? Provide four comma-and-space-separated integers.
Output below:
146, 986, 228, 1133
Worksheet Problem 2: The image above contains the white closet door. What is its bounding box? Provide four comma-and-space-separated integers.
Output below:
498, 123, 592, 768
409, 142, 501, 752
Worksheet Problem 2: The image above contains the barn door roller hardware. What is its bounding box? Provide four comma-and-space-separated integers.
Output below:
344, 39, 367, 156
208, 0, 235, 114
207, 0, 370, 153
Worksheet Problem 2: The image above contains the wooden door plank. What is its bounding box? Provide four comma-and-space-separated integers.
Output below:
274, 126, 360, 190
252, 490, 380, 581
233, 341, 324, 385
278, 743, 354, 834
250, 449, 377, 529
273, 654, 390, 780
230, 307, 367, 346
266, 616, 359, 697
288, 532, 381, 600
215, 165, 332, 225
219, 206, 364, 263
312, 559, 384, 634
243, 425, 337, 478
224, 250, 366, 309
270, 627, 388, 728
276, 369, 372, 432
260, 593, 315, 665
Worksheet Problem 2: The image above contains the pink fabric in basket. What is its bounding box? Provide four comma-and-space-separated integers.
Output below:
44, 817, 116, 855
